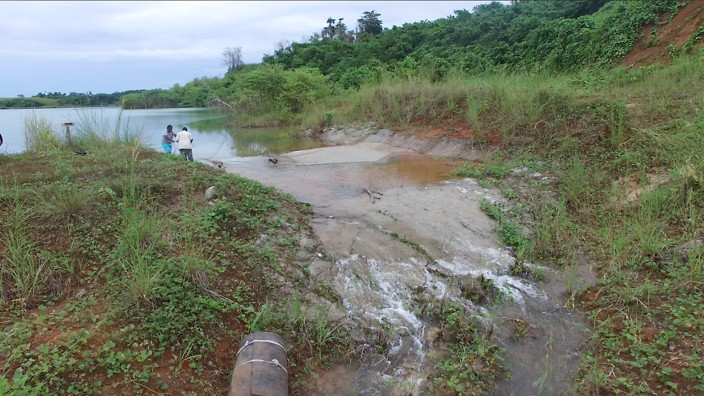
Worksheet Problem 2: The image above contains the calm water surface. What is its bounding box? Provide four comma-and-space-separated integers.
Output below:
0, 107, 320, 159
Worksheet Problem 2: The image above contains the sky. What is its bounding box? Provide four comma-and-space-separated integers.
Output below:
0, 1, 500, 98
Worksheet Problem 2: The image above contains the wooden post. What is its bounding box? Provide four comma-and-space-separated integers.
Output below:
62, 122, 74, 144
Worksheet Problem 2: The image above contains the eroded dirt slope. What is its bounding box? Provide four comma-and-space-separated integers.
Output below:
622, 1, 704, 68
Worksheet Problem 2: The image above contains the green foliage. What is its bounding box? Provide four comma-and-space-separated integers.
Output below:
428, 300, 504, 395
3, 5, 704, 393
0, 136, 349, 394
261, 0, 681, 88
91, 0, 689, 117
0, 183, 53, 309
357, 10, 383, 36
532, 199, 578, 264
139, 275, 225, 353
0, 97, 47, 109
224, 64, 287, 112
453, 161, 510, 179
2, 229, 50, 309
121, 90, 178, 109
217, 64, 329, 120
277, 67, 331, 114
1, 91, 134, 109
479, 199, 533, 263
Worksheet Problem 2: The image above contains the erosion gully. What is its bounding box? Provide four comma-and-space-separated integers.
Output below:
218, 135, 594, 396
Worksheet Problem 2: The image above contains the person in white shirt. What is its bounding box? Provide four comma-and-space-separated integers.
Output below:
175, 127, 194, 161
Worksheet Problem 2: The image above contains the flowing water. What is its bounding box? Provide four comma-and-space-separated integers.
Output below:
218, 133, 595, 396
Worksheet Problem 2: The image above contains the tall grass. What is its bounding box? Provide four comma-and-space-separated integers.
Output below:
345, 48, 704, 393
439, 50, 704, 393
113, 204, 164, 307
2, 229, 49, 308
34, 185, 91, 224
0, 183, 50, 308
329, 68, 573, 147
23, 109, 145, 155
73, 108, 143, 147
118, 245, 163, 308
24, 113, 62, 152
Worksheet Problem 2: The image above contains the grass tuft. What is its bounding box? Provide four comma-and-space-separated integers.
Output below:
24, 113, 62, 152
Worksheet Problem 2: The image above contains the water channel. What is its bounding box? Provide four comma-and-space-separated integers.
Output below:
1, 107, 592, 395
225, 132, 593, 396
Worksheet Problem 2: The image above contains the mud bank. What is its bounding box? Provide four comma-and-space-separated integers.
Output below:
316, 125, 491, 161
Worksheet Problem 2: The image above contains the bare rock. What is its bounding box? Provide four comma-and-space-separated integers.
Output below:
678, 239, 703, 261
205, 186, 218, 200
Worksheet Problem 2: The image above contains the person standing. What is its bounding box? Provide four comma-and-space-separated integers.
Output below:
175, 127, 194, 161
161, 125, 176, 153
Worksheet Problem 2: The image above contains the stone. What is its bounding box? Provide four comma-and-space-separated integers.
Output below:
256, 233, 269, 246
677, 239, 703, 261
205, 186, 218, 200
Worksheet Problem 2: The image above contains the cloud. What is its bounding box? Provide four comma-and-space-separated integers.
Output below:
0, 1, 499, 97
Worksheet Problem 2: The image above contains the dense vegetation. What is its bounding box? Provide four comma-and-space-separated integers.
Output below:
115, 0, 691, 117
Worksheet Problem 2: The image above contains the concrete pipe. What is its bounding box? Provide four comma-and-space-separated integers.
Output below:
228, 332, 288, 396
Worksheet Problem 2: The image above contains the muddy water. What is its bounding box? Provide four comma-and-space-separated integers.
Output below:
220, 137, 591, 396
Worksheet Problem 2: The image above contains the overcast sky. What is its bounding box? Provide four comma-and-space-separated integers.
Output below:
1, 1, 500, 98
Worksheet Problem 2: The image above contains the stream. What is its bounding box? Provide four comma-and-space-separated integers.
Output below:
219, 129, 594, 396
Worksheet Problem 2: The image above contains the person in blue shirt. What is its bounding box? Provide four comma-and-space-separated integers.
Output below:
161, 125, 176, 153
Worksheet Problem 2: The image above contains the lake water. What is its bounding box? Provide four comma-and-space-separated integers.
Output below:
0, 107, 321, 159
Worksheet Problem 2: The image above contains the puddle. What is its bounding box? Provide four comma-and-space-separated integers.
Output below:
218, 140, 592, 395
225, 150, 464, 211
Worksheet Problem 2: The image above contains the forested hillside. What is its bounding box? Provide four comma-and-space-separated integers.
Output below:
119, 1, 699, 116
0, 90, 143, 110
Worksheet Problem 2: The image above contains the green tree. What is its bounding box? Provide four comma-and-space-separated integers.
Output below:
357, 10, 383, 36
322, 18, 336, 39
335, 18, 351, 41
277, 67, 330, 113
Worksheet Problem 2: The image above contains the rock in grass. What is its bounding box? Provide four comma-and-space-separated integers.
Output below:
206, 186, 218, 200
678, 239, 703, 261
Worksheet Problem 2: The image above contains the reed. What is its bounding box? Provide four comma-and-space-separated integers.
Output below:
24, 113, 62, 152
0, 184, 50, 308
73, 108, 143, 147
